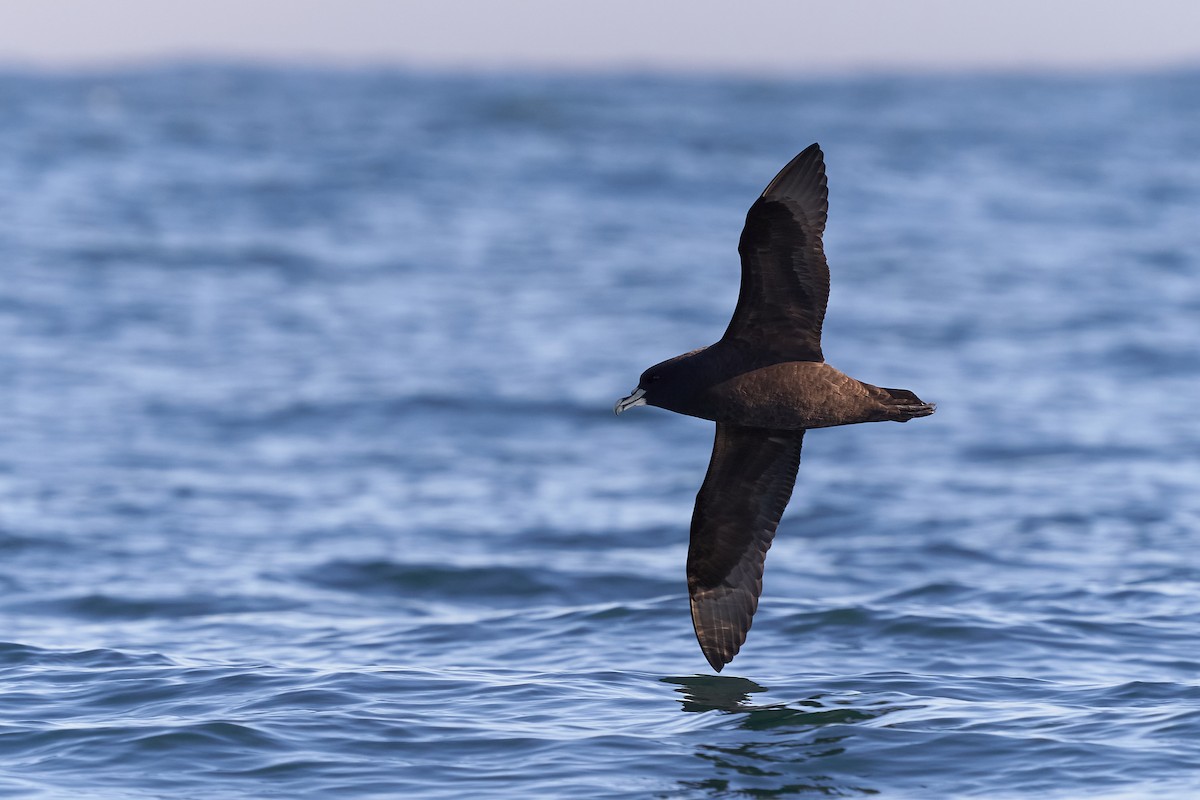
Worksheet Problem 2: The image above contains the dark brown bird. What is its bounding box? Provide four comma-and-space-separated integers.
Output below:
614, 144, 934, 672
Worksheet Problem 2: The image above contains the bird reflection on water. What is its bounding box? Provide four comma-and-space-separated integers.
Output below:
662, 675, 918, 796
664, 674, 768, 713
663, 675, 897, 727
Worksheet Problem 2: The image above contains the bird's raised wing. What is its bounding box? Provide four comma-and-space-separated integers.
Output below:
688, 424, 804, 671
722, 143, 830, 363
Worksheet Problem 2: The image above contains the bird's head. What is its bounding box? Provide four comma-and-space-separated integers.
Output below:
614, 351, 704, 416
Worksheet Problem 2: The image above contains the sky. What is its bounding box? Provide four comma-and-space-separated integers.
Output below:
2, 0, 1199, 74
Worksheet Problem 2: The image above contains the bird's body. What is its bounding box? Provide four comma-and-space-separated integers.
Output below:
615, 144, 934, 671
631, 344, 931, 430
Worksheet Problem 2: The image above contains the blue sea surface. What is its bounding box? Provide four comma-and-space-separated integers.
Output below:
2, 65, 1199, 799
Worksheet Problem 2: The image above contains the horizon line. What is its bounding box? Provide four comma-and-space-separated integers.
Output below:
3, 54, 1199, 81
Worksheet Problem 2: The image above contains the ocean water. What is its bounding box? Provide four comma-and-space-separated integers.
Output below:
1, 64, 1199, 799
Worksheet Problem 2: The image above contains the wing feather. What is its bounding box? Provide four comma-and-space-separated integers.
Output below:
687, 424, 804, 671
722, 143, 830, 362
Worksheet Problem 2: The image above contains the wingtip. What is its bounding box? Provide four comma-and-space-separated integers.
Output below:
693, 604, 739, 673
758, 143, 829, 221
702, 646, 729, 673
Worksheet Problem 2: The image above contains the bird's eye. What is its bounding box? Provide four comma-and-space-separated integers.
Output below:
651, 375, 662, 382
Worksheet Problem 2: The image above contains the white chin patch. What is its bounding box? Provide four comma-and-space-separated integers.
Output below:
614, 388, 648, 415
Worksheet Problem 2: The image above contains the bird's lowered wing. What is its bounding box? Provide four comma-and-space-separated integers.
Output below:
688, 424, 804, 671
723, 143, 830, 363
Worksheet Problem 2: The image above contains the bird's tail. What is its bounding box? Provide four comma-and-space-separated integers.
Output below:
878, 387, 936, 422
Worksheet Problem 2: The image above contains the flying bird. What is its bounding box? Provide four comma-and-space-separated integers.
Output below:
614, 144, 935, 672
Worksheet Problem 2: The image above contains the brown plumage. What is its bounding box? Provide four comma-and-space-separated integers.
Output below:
615, 144, 935, 672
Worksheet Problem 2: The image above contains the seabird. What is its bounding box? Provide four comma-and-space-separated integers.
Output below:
615, 144, 935, 672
